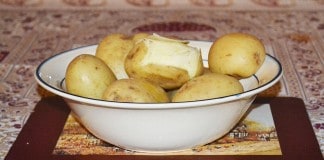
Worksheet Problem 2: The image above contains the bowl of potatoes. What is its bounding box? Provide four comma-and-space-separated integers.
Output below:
35, 33, 282, 153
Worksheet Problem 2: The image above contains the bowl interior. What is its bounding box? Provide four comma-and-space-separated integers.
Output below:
35, 41, 283, 109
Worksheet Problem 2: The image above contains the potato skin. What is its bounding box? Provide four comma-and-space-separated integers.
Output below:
102, 78, 170, 103
65, 54, 116, 99
172, 73, 243, 102
132, 33, 150, 43
95, 33, 149, 79
208, 33, 266, 78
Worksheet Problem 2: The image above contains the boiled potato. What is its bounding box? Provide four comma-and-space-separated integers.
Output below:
208, 33, 266, 78
95, 33, 149, 79
125, 34, 204, 90
65, 54, 116, 99
102, 78, 169, 103
172, 73, 243, 102
132, 32, 151, 42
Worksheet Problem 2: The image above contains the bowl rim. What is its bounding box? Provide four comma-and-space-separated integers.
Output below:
35, 41, 283, 109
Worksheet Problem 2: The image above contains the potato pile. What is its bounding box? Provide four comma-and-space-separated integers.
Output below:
65, 33, 266, 103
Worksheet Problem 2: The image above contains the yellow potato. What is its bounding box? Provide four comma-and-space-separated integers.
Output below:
95, 33, 149, 79
65, 54, 116, 99
172, 73, 243, 102
132, 32, 151, 43
208, 33, 266, 78
102, 78, 170, 103
125, 34, 204, 90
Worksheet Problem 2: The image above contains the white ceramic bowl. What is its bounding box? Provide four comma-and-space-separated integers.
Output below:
35, 41, 282, 153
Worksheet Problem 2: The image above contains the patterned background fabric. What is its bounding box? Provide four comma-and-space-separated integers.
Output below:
0, 0, 323, 10
0, 0, 323, 159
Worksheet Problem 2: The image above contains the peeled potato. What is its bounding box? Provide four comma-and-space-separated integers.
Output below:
65, 54, 116, 99
102, 78, 169, 103
172, 73, 244, 102
95, 33, 149, 79
208, 33, 266, 78
125, 34, 204, 90
132, 32, 151, 43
